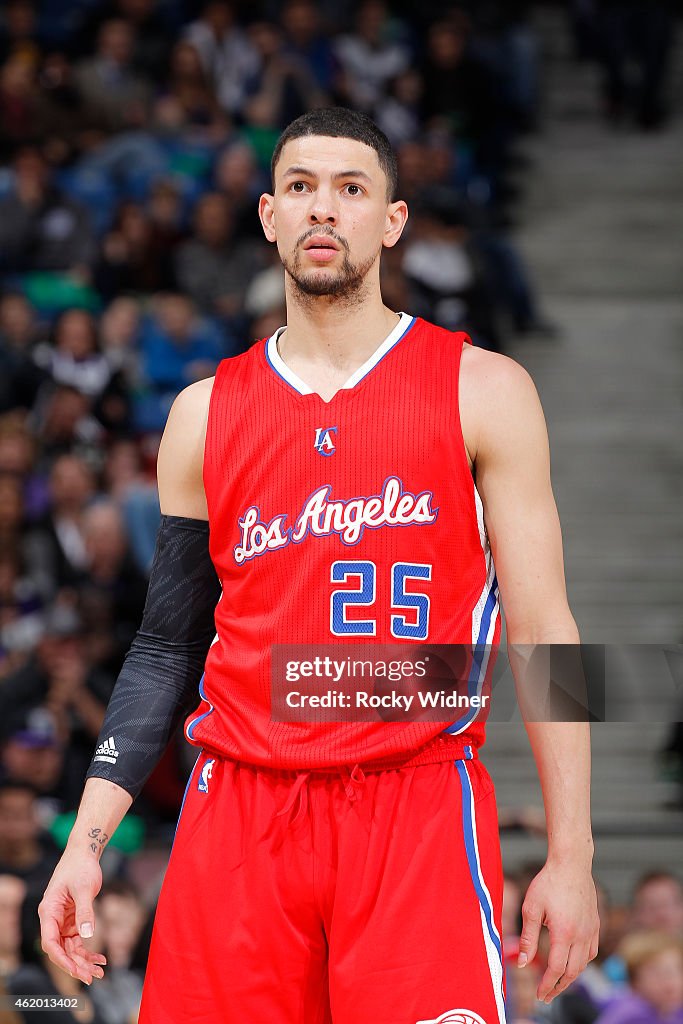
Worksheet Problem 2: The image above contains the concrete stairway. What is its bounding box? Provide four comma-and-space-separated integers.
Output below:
482, 6, 683, 904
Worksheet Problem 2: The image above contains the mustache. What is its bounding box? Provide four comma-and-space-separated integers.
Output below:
295, 227, 349, 252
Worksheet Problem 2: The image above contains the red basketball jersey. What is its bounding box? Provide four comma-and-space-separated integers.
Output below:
185, 314, 501, 768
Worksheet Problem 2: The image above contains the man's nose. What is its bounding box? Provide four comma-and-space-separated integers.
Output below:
308, 189, 338, 225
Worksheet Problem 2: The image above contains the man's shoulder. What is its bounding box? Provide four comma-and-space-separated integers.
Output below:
458, 345, 543, 466
168, 375, 215, 424
460, 343, 537, 404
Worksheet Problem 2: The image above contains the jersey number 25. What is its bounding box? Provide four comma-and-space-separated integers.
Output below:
330, 561, 432, 640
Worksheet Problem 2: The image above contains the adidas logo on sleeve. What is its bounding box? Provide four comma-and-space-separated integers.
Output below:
93, 736, 119, 764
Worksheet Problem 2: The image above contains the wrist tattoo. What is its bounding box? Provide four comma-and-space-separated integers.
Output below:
87, 827, 110, 856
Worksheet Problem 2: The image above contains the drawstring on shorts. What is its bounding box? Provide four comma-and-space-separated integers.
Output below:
273, 771, 310, 829
270, 764, 368, 842
339, 763, 366, 802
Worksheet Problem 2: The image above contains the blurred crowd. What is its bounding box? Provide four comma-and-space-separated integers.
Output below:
0, 0, 681, 1021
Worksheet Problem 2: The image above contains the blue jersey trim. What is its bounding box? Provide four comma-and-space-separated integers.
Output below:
456, 759, 503, 962
173, 751, 202, 840
444, 575, 499, 735
186, 674, 215, 740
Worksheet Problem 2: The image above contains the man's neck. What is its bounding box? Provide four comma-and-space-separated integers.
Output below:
279, 286, 400, 378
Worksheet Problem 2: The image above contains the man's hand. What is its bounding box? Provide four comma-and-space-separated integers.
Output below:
38, 849, 108, 985
517, 858, 599, 1003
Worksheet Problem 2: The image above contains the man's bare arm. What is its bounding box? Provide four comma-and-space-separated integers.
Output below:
157, 376, 213, 518
461, 347, 599, 1002
39, 378, 214, 983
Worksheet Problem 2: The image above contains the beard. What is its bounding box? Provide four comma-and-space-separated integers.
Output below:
281, 230, 379, 302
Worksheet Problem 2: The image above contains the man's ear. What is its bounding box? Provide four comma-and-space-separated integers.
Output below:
383, 200, 409, 249
259, 193, 276, 243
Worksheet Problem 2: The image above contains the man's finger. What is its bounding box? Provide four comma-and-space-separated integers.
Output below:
518, 900, 542, 967
39, 912, 80, 977
543, 942, 590, 1002
73, 884, 95, 940
537, 938, 570, 1001
63, 932, 107, 969
65, 937, 106, 983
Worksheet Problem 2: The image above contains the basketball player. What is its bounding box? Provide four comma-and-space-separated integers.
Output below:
39, 109, 599, 1024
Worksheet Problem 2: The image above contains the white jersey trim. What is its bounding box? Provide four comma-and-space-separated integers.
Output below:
265, 312, 415, 396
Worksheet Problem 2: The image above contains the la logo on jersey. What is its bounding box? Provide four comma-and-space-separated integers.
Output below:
197, 759, 215, 794
416, 1011, 487, 1024
314, 426, 337, 456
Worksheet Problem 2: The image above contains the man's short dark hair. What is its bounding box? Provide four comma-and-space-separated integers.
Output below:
271, 107, 398, 202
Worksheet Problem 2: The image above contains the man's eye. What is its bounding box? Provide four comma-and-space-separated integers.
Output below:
291, 181, 308, 192
346, 184, 362, 196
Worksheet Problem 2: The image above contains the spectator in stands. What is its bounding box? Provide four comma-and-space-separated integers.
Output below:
38, 453, 96, 588
33, 310, 112, 402
281, 0, 338, 96
401, 190, 503, 349
0, 874, 25, 980
183, 0, 260, 117
75, 18, 152, 133
596, 932, 683, 1024
334, 0, 410, 113
632, 872, 683, 937
0, 471, 54, 605
594, 0, 675, 130
77, 500, 147, 655
101, 439, 159, 575
0, 609, 116, 813
374, 68, 423, 147
32, 385, 105, 464
213, 141, 267, 240
76, 0, 173, 83
0, 292, 44, 414
154, 40, 229, 140
0, 415, 45, 522
0, 706, 66, 814
145, 180, 185, 248
0, 780, 60, 890
0, 546, 44, 675
601, 872, 683, 989
0, 292, 41, 358
98, 297, 142, 398
174, 192, 264, 322
140, 292, 225, 393
243, 20, 326, 131
36, 52, 91, 167
87, 881, 146, 1024
0, 148, 95, 273
0, 56, 43, 155
243, 245, 286, 329
97, 880, 145, 970
95, 201, 177, 300
0, 0, 40, 65
102, 439, 148, 505
420, 16, 505, 199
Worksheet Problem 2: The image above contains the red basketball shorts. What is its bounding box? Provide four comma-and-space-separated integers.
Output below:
138, 751, 506, 1024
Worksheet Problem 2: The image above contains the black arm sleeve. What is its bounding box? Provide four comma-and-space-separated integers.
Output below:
85, 515, 221, 800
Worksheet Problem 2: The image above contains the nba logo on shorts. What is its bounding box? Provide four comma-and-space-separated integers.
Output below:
416, 1011, 487, 1024
197, 759, 215, 794
314, 426, 337, 456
